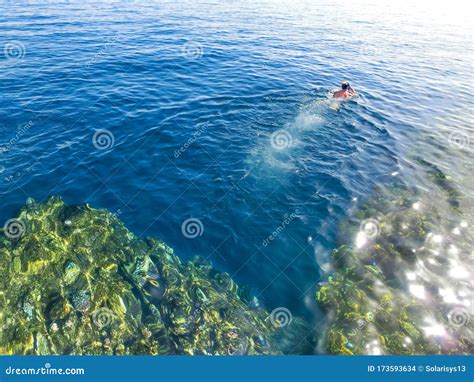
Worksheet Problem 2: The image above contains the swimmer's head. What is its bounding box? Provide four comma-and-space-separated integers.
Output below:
341, 81, 349, 90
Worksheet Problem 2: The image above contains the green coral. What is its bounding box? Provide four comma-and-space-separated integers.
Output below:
316, 180, 473, 355
0, 197, 276, 355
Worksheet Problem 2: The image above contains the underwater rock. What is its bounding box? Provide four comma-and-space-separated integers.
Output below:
0, 197, 276, 355
317, 181, 473, 355
63, 260, 81, 285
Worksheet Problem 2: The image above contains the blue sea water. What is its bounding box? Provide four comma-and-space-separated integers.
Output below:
0, 0, 473, 347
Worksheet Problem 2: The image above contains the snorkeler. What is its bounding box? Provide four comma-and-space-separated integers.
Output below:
333, 81, 357, 99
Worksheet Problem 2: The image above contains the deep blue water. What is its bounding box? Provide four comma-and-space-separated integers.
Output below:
1, 0, 473, 330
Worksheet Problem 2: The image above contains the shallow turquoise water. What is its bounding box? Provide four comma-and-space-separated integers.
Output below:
0, 0, 472, 343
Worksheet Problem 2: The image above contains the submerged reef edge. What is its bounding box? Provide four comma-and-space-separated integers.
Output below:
0, 196, 277, 355
316, 166, 473, 356
1, 172, 472, 356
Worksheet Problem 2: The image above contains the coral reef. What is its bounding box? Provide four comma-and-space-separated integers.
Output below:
0, 197, 276, 355
317, 181, 473, 355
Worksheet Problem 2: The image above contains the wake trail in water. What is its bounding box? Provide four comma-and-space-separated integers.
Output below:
247, 92, 337, 173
